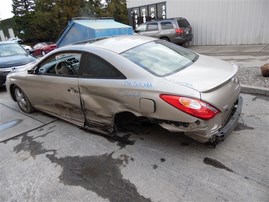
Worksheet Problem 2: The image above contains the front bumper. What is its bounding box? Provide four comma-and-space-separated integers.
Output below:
211, 96, 243, 144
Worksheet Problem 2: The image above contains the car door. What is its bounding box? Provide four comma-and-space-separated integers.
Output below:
78, 52, 127, 134
25, 52, 85, 126
144, 22, 160, 37
136, 22, 159, 38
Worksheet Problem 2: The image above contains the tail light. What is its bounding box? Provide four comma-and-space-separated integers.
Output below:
160, 95, 220, 120
175, 28, 184, 34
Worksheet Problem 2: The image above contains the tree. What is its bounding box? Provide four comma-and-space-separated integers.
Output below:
103, 0, 128, 24
11, 0, 129, 42
12, 0, 36, 41
80, 0, 103, 17
12, 0, 35, 16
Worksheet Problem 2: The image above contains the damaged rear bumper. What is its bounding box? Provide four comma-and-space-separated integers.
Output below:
211, 96, 243, 143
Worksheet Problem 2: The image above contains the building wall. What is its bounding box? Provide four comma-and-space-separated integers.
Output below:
0, 18, 16, 41
127, 0, 269, 45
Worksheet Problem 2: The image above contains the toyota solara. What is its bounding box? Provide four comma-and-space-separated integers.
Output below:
6, 36, 242, 144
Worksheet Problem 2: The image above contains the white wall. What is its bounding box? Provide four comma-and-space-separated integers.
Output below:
127, 0, 269, 45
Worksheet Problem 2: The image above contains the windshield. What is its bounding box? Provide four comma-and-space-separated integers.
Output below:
0, 43, 27, 57
121, 40, 198, 76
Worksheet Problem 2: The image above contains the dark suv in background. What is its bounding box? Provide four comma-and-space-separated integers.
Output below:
135, 17, 193, 47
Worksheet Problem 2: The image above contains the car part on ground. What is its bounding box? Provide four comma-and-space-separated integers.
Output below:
6, 35, 242, 144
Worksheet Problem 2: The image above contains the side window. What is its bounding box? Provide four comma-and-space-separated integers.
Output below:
161, 22, 174, 30
136, 24, 146, 32
79, 53, 126, 79
146, 23, 158, 31
37, 52, 81, 76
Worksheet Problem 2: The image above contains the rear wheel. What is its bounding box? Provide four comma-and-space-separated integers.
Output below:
14, 86, 34, 113
183, 41, 190, 48
41, 50, 46, 56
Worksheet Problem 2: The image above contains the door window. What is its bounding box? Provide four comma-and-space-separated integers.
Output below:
37, 52, 81, 76
136, 24, 146, 32
146, 23, 158, 31
79, 53, 126, 79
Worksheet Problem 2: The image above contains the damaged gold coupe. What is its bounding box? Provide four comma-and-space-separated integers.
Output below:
6, 36, 242, 144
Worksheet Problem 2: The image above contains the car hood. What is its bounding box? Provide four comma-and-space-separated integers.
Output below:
164, 54, 238, 92
0, 54, 36, 68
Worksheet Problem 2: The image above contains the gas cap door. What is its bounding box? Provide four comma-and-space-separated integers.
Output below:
139, 98, 156, 114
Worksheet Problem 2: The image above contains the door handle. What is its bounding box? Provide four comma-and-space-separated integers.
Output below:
68, 88, 79, 94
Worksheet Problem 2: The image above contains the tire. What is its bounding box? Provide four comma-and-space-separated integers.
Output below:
161, 37, 170, 42
14, 86, 34, 113
41, 50, 46, 56
183, 41, 190, 48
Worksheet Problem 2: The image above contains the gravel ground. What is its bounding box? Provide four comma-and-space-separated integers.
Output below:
189, 45, 269, 89
238, 66, 269, 89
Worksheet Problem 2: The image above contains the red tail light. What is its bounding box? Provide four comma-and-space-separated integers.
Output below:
160, 95, 220, 120
176, 28, 184, 34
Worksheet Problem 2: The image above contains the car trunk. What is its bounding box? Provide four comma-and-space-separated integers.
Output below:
164, 54, 240, 113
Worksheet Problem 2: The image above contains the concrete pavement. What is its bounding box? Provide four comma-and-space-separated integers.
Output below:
0, 86, 268, 201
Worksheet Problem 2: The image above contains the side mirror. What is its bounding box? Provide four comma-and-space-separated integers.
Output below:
27, 69, 36, 74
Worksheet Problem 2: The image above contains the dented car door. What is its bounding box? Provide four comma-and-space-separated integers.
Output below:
78, 52, 128, 134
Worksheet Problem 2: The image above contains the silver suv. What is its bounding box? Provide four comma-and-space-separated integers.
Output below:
135, 17, 193, 46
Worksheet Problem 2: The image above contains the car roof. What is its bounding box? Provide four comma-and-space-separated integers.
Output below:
56, 36, 156, 54
88, 35, 156, 53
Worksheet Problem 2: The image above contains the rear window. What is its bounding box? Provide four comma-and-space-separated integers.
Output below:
177, 19, 190, 28
121, 40, 198, 77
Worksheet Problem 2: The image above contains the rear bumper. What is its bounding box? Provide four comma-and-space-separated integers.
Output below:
171, 34, 193, 44
212, 96, 243, 143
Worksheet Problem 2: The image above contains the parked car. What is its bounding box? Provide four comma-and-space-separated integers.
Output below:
135, 17, 193, 46
8, 37, 23, 44
21, 44, 34, 54
0, 41, 36, 85
32, 42, 57, 57
6, 36, 242, 144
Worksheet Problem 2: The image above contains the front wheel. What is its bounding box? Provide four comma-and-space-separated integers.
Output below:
14, 86, 34, 113
161, 37, 170, 42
